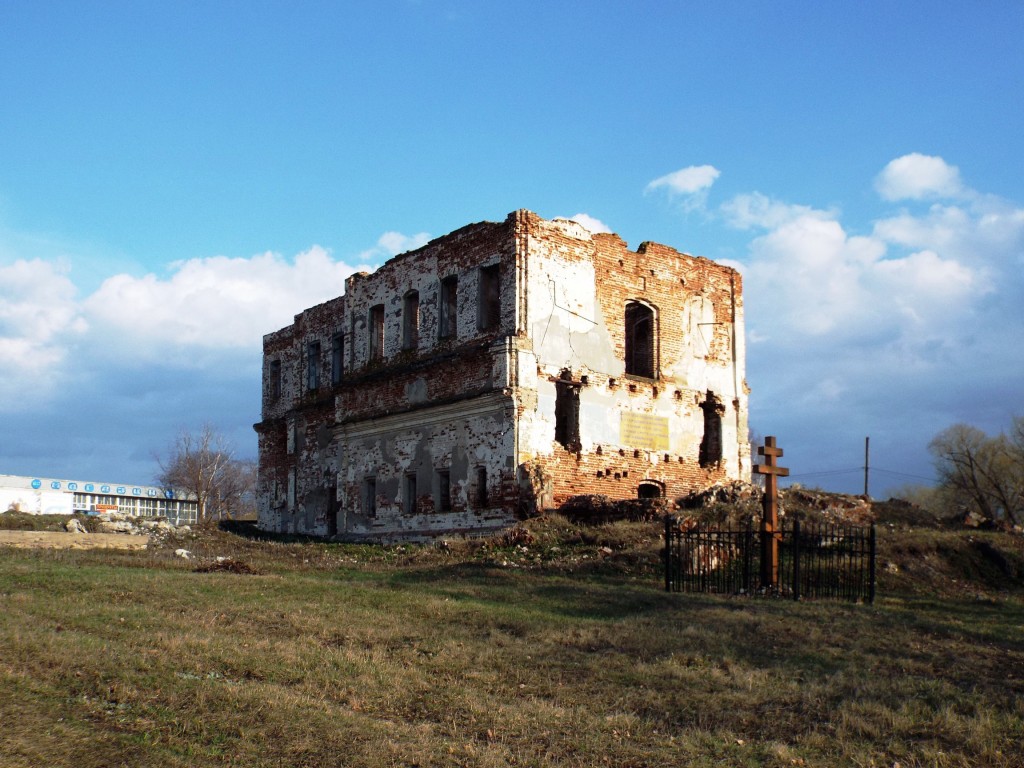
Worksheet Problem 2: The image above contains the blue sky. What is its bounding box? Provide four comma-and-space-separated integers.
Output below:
2, 1, 1022, 496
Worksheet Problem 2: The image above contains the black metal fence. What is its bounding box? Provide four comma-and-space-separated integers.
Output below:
664, 517, 876, 602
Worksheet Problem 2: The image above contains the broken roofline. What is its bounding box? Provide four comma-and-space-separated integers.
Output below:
255, 208, 748, 541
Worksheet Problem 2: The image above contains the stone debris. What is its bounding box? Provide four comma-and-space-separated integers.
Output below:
678, 480, 761, 509
175, 549, 192, 559
65, 518, 87, 533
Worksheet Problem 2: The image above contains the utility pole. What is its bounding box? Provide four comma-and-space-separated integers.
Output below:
863, 436, 870, 498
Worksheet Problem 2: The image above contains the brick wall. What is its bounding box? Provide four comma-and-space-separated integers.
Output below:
255, 209, 749, 539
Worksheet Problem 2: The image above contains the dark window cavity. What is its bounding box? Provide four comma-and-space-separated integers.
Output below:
307, 341, 321, 390
405, 473, 418, 514
699, 391, 725, 467
369, 305, 385, 360
364, 477, 376, 516
478, 264, 501, 331
269, 359, 281, 400
475, 466, 488, 507
554, 370, 581, 450
331, 333, 344, 385
402, 290, 419, 350
638, 481, 664, 499
437, 469, 451, 512
624, 301, 656, 378
439, 275, 458, 339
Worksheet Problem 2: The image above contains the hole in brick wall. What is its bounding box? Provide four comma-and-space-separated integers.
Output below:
622, 470, 629, 477
555, 369, 581, 450
618, 448, 625, 456
674, 390, 682, 400
369, 305, 385, 360
580, 375, 588, 386
626, 293, 659, 378
633, 449, 641, 458
680, 277, 686, 287
475, 466, 488, 507
664, 453, 671, 462
439, 275, 458, 339
595, 445, 602, 455
638, 481, 664, 499
652, 386, 659, 397
596, 470, 603, 478
614, 472, 621, 480
608, 377, 617, 388
478, 263, 501, 331
699, 390, 726, 468
678, 456, 684, 463
629, 383, 638, 392
402, 290, 420, 350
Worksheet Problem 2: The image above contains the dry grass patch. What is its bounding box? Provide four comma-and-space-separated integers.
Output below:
1, 517, 1022, 767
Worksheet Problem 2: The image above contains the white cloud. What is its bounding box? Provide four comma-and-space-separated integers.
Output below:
875, 153, 965, 201
0, 259, 85, 409
568, 213, 612, 234
721, 192, 823, 230
712, 155, 1024, 496
360, 231, 431, 262
733, 179, 1000, 381
646, 165, 721, 196
83, 246, 362, 360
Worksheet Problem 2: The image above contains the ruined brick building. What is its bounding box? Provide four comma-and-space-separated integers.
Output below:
255, 210, 750, 540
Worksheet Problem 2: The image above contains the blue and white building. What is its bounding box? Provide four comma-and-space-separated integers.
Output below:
0, 474, 199, 524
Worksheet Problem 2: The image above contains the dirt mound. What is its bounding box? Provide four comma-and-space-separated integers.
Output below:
194, 557, 260, 574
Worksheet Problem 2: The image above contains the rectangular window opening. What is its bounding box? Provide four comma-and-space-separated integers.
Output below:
402, 291, 420, 350
475, 466, 488, 508
439, 275, 458, 339
331, 333, 344, 385
307, 341, 321, 390
364, 477, 377, 516
369, 305, 385, 360
269, 359, 281, 400
405, 473, 418, 514
478, 264, 500, 332
437, 469, 451, 512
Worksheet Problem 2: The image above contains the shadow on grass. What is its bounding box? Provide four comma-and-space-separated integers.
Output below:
385, 560, 762, 622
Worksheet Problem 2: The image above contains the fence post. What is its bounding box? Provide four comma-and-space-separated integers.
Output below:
793, 518, 801, 601
743, 520, 751, 594
869, 523, 876, 604
664, 515, 672, 592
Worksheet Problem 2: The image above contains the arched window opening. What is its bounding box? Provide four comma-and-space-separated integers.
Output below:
554, 369, 581, 450
699, 391, 725, 467
625, 301, 656, 378
638, 481, 664, 499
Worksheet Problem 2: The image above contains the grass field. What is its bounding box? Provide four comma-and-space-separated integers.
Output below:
0, 514, 1022, 767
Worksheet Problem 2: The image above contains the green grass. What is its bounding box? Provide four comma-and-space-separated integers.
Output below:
0, 519, 1022, 767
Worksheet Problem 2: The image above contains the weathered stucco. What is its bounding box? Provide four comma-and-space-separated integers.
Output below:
254, 209, 749, 540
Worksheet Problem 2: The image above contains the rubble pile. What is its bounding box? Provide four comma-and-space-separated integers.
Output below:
557, 494, 673, 523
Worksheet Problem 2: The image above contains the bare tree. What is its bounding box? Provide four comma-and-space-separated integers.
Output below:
216, 458, 257, 520
157, 424, 255, 521
929, 421, 1023, 525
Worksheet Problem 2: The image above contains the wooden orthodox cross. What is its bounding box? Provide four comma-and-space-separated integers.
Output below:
753, 436, 789, 590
